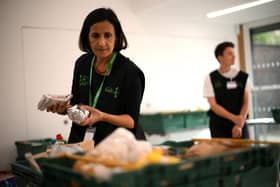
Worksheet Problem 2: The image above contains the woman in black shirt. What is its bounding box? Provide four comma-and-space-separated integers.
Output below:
48, 8, 146, 144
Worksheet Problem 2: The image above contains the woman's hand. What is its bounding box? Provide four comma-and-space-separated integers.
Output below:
231, 115, 246, 128
232, 125, 242, 138
47, 102, 70, 115
79, 105, 104, 126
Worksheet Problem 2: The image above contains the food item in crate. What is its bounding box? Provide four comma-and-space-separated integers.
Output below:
155, 145, 187, 158
143, 147, 180, 164
90, 128, 180, 166
32, 140, 94, 159
72, 147, 181, 182
75, 140, 95, 152
37, 94, 72, 111
185, 141, 249, 158
92, 128, 152, 163
68, 128, 180, 181
73, 160, 124, 182
71, 147, 180, 182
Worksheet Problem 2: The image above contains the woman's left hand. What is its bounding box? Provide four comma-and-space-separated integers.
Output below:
79, 105, 104, 126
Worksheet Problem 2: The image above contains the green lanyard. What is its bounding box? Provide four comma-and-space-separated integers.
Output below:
89, 52, 117, 107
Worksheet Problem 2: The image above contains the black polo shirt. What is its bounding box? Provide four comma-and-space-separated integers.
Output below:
68, 52, 146, 144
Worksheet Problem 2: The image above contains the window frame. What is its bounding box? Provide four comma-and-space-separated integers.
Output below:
243, 15, 280, 119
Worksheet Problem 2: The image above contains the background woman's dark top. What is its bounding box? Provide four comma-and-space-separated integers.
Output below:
208, 70, 249, 138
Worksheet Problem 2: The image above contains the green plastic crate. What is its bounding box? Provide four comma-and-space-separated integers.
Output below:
219, 163, 279, 187
218, 145, 280, 187
239, 163, 279, 187
255, 145, 280, 167
157, 156, 220, 187
139, 112, 185, 134
41, 157, 84, 187
219, 174, 238, 187
15, 138, 55, 160
219, 147, 258, 175
41, 157, 146, 187
140, 164, 161, 187
11, 158, 47, 187
185, 111, 208, 129
157, 141, 280, 187
192, 176, 220, 187
170, 177, 220, 187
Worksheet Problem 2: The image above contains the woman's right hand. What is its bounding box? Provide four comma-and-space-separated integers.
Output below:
47, 102, 70, 115
231, 115, 245, 128
79, 105, 104, 126
232, 125, 242, 138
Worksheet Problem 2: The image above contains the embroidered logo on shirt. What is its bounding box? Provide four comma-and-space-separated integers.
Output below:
79, 75, 89, 87
213, 81, 223, 89
237, 81, 245, 88
104, 86, 120, 98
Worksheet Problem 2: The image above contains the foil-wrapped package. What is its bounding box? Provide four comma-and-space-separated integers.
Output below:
67, 105, 89, 124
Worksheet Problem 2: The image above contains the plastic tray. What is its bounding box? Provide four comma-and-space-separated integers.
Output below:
218, 147, 258, 175
140, 112, 185, 134
15, 138, 55, 160
185, 111, 208, 129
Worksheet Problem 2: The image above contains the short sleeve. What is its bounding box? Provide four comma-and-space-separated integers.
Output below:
245, 76, 251, 92
123, 66, 144, 125
70, 54, 89, 105
203, 74, 215, 98
70, 59, 80, 105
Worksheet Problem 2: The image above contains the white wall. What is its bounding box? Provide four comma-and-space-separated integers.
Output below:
0, 0, 238, 170
123, 16, 239, 112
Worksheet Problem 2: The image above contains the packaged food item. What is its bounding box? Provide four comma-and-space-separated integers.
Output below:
92, 128, 152, 163
37, 94, 72, 111
31, 140, 94, 159
67, 105, 89, 124
49, 134, 66, 157
67, 128, 180, 181
185, 140, 249, 158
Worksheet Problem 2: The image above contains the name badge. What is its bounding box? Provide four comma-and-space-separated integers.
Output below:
227, 81, 237, 89
84, 126, 96, 141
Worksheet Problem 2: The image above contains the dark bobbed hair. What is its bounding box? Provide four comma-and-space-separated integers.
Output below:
79, 8, 128, 53
214, 41, 234, 61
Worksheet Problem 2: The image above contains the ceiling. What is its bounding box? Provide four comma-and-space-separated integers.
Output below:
125, 0, 280, 25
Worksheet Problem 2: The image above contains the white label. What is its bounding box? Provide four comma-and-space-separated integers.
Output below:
227, 81, 237, 89
83, 127, 96, 141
